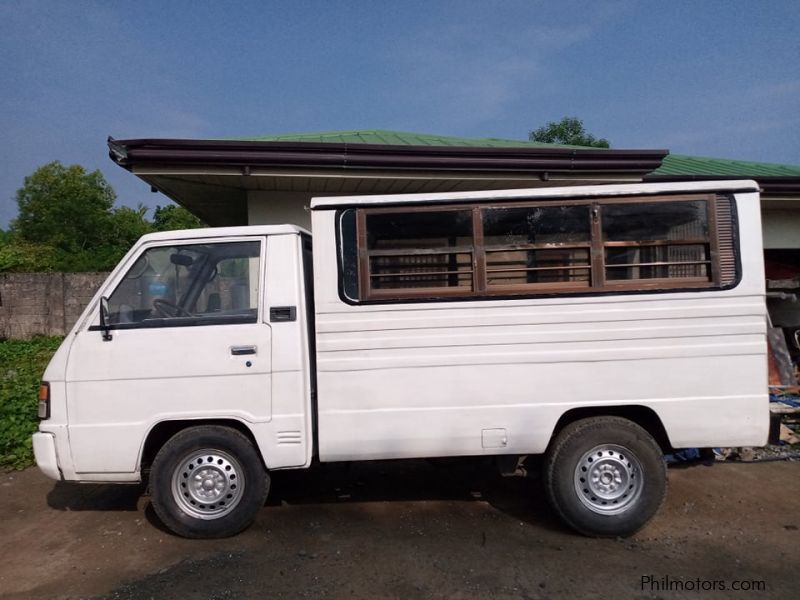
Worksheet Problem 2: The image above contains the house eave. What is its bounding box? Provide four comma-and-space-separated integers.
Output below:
108, 136, 668, 176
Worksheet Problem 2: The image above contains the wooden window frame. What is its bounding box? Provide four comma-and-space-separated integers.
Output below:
355, 193, 724, 301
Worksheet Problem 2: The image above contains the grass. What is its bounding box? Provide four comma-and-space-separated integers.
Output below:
0, 337, 63, 469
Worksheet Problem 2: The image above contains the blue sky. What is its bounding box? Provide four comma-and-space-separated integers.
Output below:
1, 0, 798, 226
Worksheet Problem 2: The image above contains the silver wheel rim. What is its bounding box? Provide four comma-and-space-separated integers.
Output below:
574, 444, 643, 515
171, 449, 245, 520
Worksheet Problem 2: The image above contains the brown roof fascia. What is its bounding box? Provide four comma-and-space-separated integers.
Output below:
645, 174, 800, 197
108, 137, 668, 174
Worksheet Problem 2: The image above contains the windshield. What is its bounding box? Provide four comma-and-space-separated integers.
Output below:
106, 240, 261, 325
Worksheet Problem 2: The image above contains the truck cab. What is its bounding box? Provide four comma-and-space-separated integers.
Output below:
34, 226, 316, 483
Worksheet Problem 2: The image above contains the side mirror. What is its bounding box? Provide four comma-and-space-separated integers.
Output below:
99, 296, 113, 342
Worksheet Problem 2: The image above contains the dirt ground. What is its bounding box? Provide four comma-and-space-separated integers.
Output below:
1, 459, 798, 600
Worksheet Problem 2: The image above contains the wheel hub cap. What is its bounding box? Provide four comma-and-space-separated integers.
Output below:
171, 450, 245, 520
574, 444, 643, 515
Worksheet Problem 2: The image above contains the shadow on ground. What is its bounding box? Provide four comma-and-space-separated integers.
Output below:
269, 457, 561, 531
47, 480, 145, 511
45, 457, 563, 534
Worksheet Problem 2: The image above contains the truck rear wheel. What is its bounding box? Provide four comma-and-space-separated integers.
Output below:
543, 416, 666, 537
150, 425, 269, 538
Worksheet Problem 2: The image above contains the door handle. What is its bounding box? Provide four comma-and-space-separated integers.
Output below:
230, 345, 257, 356
270, 306, 297, 322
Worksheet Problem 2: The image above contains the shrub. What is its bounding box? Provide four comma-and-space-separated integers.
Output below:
0, 337, 63, 469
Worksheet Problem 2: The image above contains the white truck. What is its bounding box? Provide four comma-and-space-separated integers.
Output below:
33, 180, 769, 538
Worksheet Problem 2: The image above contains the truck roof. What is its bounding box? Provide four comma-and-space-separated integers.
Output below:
309, 179, 760, 209
137, 224, 309, 243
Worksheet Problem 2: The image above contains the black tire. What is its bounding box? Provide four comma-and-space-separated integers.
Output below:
150, 425, 269, 539
543, 416, 667, 537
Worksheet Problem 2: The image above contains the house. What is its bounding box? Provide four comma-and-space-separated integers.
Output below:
107, 130, 800, 378
106, 130, 800, 242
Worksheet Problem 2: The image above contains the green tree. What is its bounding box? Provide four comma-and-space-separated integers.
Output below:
3, 161, 166, 272
56, 205, 154, 272
3, 162, 208, 273
0, 240, 59, 272
152, 204, 205, 231
38, 205, 155, 272
11, 161, 117, 254
2, 187, 59, 272
529, 117, 610, 148
111, 205, 153, 246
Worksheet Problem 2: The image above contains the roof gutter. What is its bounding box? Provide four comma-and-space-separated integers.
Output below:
644, 174, 800, 197
107, 137, 668, 175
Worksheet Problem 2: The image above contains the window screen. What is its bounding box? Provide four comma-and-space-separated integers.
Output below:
602, 200, 711, 282
364, 210, 474, 294
345, 194, 736, 302
483, 205, 591, 288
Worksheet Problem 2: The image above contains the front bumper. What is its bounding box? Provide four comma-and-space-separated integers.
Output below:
33, 432, 62, 481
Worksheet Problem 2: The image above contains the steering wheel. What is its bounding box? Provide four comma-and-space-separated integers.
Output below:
152, 298, 193, 318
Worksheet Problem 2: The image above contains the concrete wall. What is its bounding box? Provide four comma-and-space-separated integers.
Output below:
762, 209, 800, 249
0, 272, 109, 339
248, 191, 313, 229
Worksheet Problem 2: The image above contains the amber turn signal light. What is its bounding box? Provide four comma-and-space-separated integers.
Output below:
38, 382, 50, 420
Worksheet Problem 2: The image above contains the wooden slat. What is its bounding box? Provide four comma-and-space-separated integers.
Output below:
472, 208, 487, 293
590, 204, 604, 288
603, 239, 708, 248
486, 265, 591, 273
604, 260, 711, 269
487, 281, 590, 292
484, 242, 591, 251
368, 285, 474, 299
368, 246, 473, 257
371, 269, 474, 279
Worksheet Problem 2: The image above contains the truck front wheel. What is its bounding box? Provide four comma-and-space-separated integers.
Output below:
543, 416, 667, 537
150, 425, 269, 538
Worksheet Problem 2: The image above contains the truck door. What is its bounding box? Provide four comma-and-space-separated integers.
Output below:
65, 237, 272, 475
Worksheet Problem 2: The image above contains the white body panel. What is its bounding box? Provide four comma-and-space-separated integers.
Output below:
311, 182, 768, 461
36, 182, 768, 483
65, 321, 273, 474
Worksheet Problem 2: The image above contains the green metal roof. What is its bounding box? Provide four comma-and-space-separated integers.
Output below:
654, 153, 800, 178
240, 129, 585, 149
239, 129, 800, 177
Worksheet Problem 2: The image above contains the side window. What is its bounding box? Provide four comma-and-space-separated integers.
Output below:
107, 240, 261, 327
341, 194, 736, 303
363, 210, 474, 297
602, 200, 711, 283
482, 205, 591, 290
